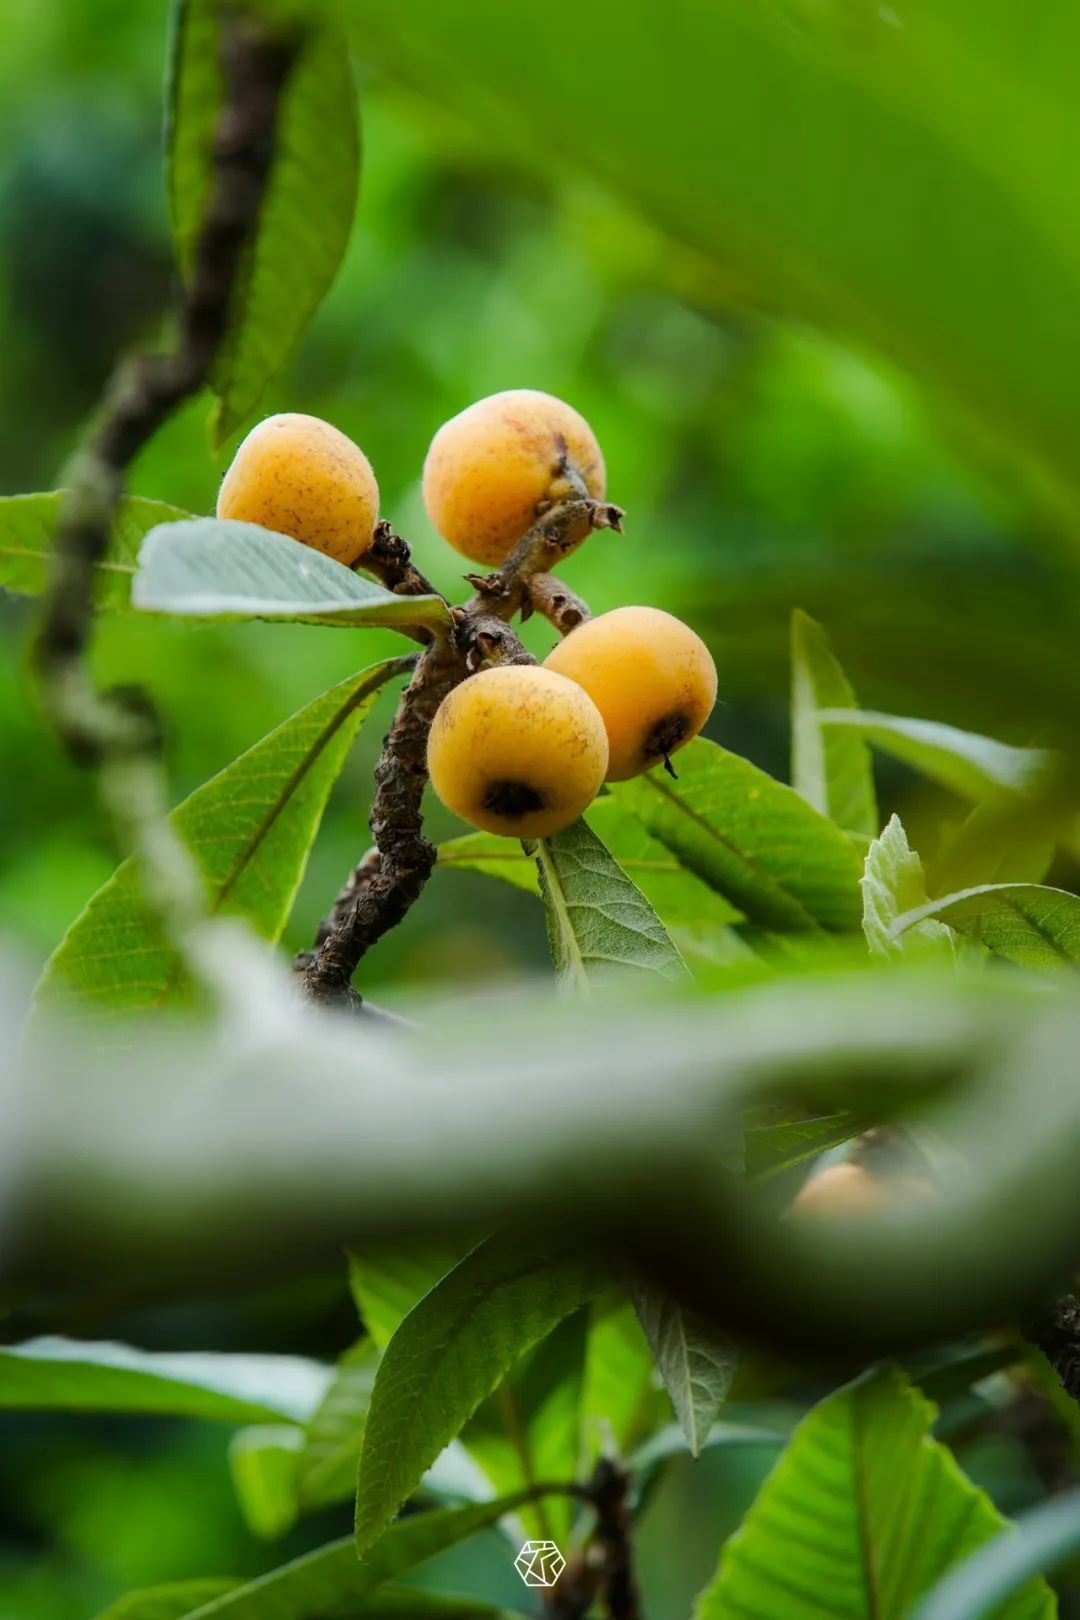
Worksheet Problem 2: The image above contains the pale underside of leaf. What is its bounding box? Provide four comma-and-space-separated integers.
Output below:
134, 519, 451, 632
631, 1283, 738, 1456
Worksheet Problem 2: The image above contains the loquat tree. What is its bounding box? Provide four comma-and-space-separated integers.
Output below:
6, 4, 1080, 1620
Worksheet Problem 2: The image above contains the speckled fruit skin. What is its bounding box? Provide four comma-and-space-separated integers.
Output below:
216, 413, 379, 567
422, 389, 605, 567
544, 605, 717, 782
792, 1162, 933, 1219
427, 664, 609, 839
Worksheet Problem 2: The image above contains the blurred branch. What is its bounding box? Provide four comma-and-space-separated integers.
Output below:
31, 11, 301, 972
12, 971, 1080, 1358
298, 489, 616, 1007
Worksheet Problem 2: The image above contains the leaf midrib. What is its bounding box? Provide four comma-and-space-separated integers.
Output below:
152, 656, 411, 1008
640, 772, 823, 931
534, 837, 589, 988
0, 544, 136, 576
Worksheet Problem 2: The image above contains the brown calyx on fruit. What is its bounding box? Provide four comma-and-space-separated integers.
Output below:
645, 711, 689, 777
483, 780, 546, 819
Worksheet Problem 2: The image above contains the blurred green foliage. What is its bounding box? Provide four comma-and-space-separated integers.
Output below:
3, 1, 1078, 1614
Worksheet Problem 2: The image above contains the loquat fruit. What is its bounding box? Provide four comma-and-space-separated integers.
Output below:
544, 605, 717, 781
217, 412, 379, 567
427, 664, 609, 839
422, 389, 605, 567
792, 1161, 934, 1220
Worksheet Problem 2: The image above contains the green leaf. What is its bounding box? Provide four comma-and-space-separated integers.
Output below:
581, 1296, 663, 1463
348, 1245, 465, 1351
0, 492, 191, 608
912, 1490, 1080, 1620
167, 2, 360, 444
338, 0, 1080, 525
133, 519, 451, 632
439, 798, 741, 931
164, 0, 220, 278
789, 610, 877, 839
33, 658, 408, 1020
462, 1313, 586, 1544
862, 814, 955, 961
0, 1338, 329, 1423
533, 817, 689, 988
229, 1425, 302, 1539
296, 1338, 380, 1509
615, 739, 863, 933
693, 1366, 1054, 1620
95, 1581, 240, 1620
820, 710, 1053, 803
355, 1230, 604, 1555
894, 883, 1080, 973
631, 1284, 738, 1457
743, 1110, 868, 1181
166, 1493, 555, 1620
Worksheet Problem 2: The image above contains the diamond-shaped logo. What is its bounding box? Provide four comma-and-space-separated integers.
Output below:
514, 1539, 566, 1587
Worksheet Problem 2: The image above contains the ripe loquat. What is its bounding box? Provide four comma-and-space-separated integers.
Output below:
792, 1161, 934, 1219
544, 605, 717, 781
217, 412, 379, 567
427, 664, 608, 839
422, 389, 605, 567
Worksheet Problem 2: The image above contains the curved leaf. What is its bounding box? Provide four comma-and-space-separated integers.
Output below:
694, 1366, 1053, 1620
296, 1338, 380, 1509
912, 1489, 1080, 1620
229, 1425, 303, 1539
743, 1111, 867, 1181
533, 817, 689, 987
165, 0, 220, 277
0, 492, 191, 608
615, 738, 863, 933
32, 658, 410, 1020
790, 610, 877, 839
355, 1230, 604, 1556
580, 1296, 662, 1463
134, 519, 450, 632
461, 1312, 587, 1545
95, 1582, 240, 1620
819, 710, 1053, 802
349, 1245, 466, 1351
631, 1283, 738, 1458
0, 1337, 329, 1423
894, 882, 1080, 972
112, 1495, 545, 1620
167, 2, 360, 444
339, 0, 1080, 523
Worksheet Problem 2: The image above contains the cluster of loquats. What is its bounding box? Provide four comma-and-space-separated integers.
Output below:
218, 388, 718, 841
